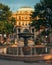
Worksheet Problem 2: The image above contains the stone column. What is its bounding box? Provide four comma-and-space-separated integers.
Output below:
45, 47, 48, 53
20, 47, 23, 55
17, 47, 18, 55
34, 47, 36, 54
30, 47, 32, 55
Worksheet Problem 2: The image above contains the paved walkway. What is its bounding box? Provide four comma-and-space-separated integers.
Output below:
0, 59, 51, 65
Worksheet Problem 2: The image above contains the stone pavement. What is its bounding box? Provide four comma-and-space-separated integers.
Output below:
0, 59, 51, 65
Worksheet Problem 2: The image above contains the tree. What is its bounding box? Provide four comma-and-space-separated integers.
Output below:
31, 0, 52, 30
10, 17, 16, 25
0, 21, 6, 34
31, 0, 52, 48
0, 3, 16, 34
0, 3, 12, 21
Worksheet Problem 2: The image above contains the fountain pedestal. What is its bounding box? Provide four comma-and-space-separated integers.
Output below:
23, 46, 31, 55
18, 29, 33, 55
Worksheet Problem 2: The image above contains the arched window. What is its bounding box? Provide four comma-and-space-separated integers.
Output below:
32, 28, 34, 33
18, 28, 21, 38
18, 28, 20, 33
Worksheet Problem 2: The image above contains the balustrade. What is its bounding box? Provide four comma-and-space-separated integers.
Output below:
0, 46, 52, 55
16, 46, 52, 56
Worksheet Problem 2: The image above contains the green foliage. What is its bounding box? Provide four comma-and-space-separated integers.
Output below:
31, 0, 52, 31
0, 3, 12, 21
0, 3, 16, 34
10, 17, 16, 25
0, 21, 6, 34
30, 0, 52, 47
0, 21, 14, 34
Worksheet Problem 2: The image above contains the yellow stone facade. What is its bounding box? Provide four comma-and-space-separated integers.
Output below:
12, 7, 34, 28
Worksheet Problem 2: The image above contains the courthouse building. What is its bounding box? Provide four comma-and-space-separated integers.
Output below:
12, 7, 34, 33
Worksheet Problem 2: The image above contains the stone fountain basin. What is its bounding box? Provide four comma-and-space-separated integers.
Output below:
0, 54, 52, 62
18, 33, 34, 38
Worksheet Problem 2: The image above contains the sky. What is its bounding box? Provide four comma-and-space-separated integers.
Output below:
0, 0, 40, 12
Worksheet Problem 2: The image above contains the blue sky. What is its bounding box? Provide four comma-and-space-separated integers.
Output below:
0, 0, 40, 12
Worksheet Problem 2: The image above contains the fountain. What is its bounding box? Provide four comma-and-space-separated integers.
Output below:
18, 29, 33, 55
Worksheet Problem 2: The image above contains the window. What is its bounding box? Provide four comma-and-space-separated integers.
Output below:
19, 22, 20, 25
19, 16, 21, 20
18, 28, 20, 33
32, 28, 34, 33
